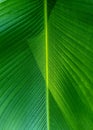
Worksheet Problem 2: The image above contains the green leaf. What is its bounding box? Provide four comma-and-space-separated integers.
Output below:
0, 0, 93, 130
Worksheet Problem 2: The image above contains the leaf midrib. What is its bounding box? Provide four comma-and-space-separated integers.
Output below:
44, 0, 49, 130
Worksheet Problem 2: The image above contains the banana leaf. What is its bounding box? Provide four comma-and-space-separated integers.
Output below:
0, 0, 93, 129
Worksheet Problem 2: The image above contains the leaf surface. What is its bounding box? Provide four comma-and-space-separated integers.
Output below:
0, 0, 93, 130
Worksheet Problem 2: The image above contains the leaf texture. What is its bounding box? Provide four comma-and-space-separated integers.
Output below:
0, 0, 93, 130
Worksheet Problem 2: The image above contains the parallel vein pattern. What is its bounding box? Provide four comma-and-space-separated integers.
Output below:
0, 0, 47, 130
0, 0, 93, 130
48, 0, 93, 130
